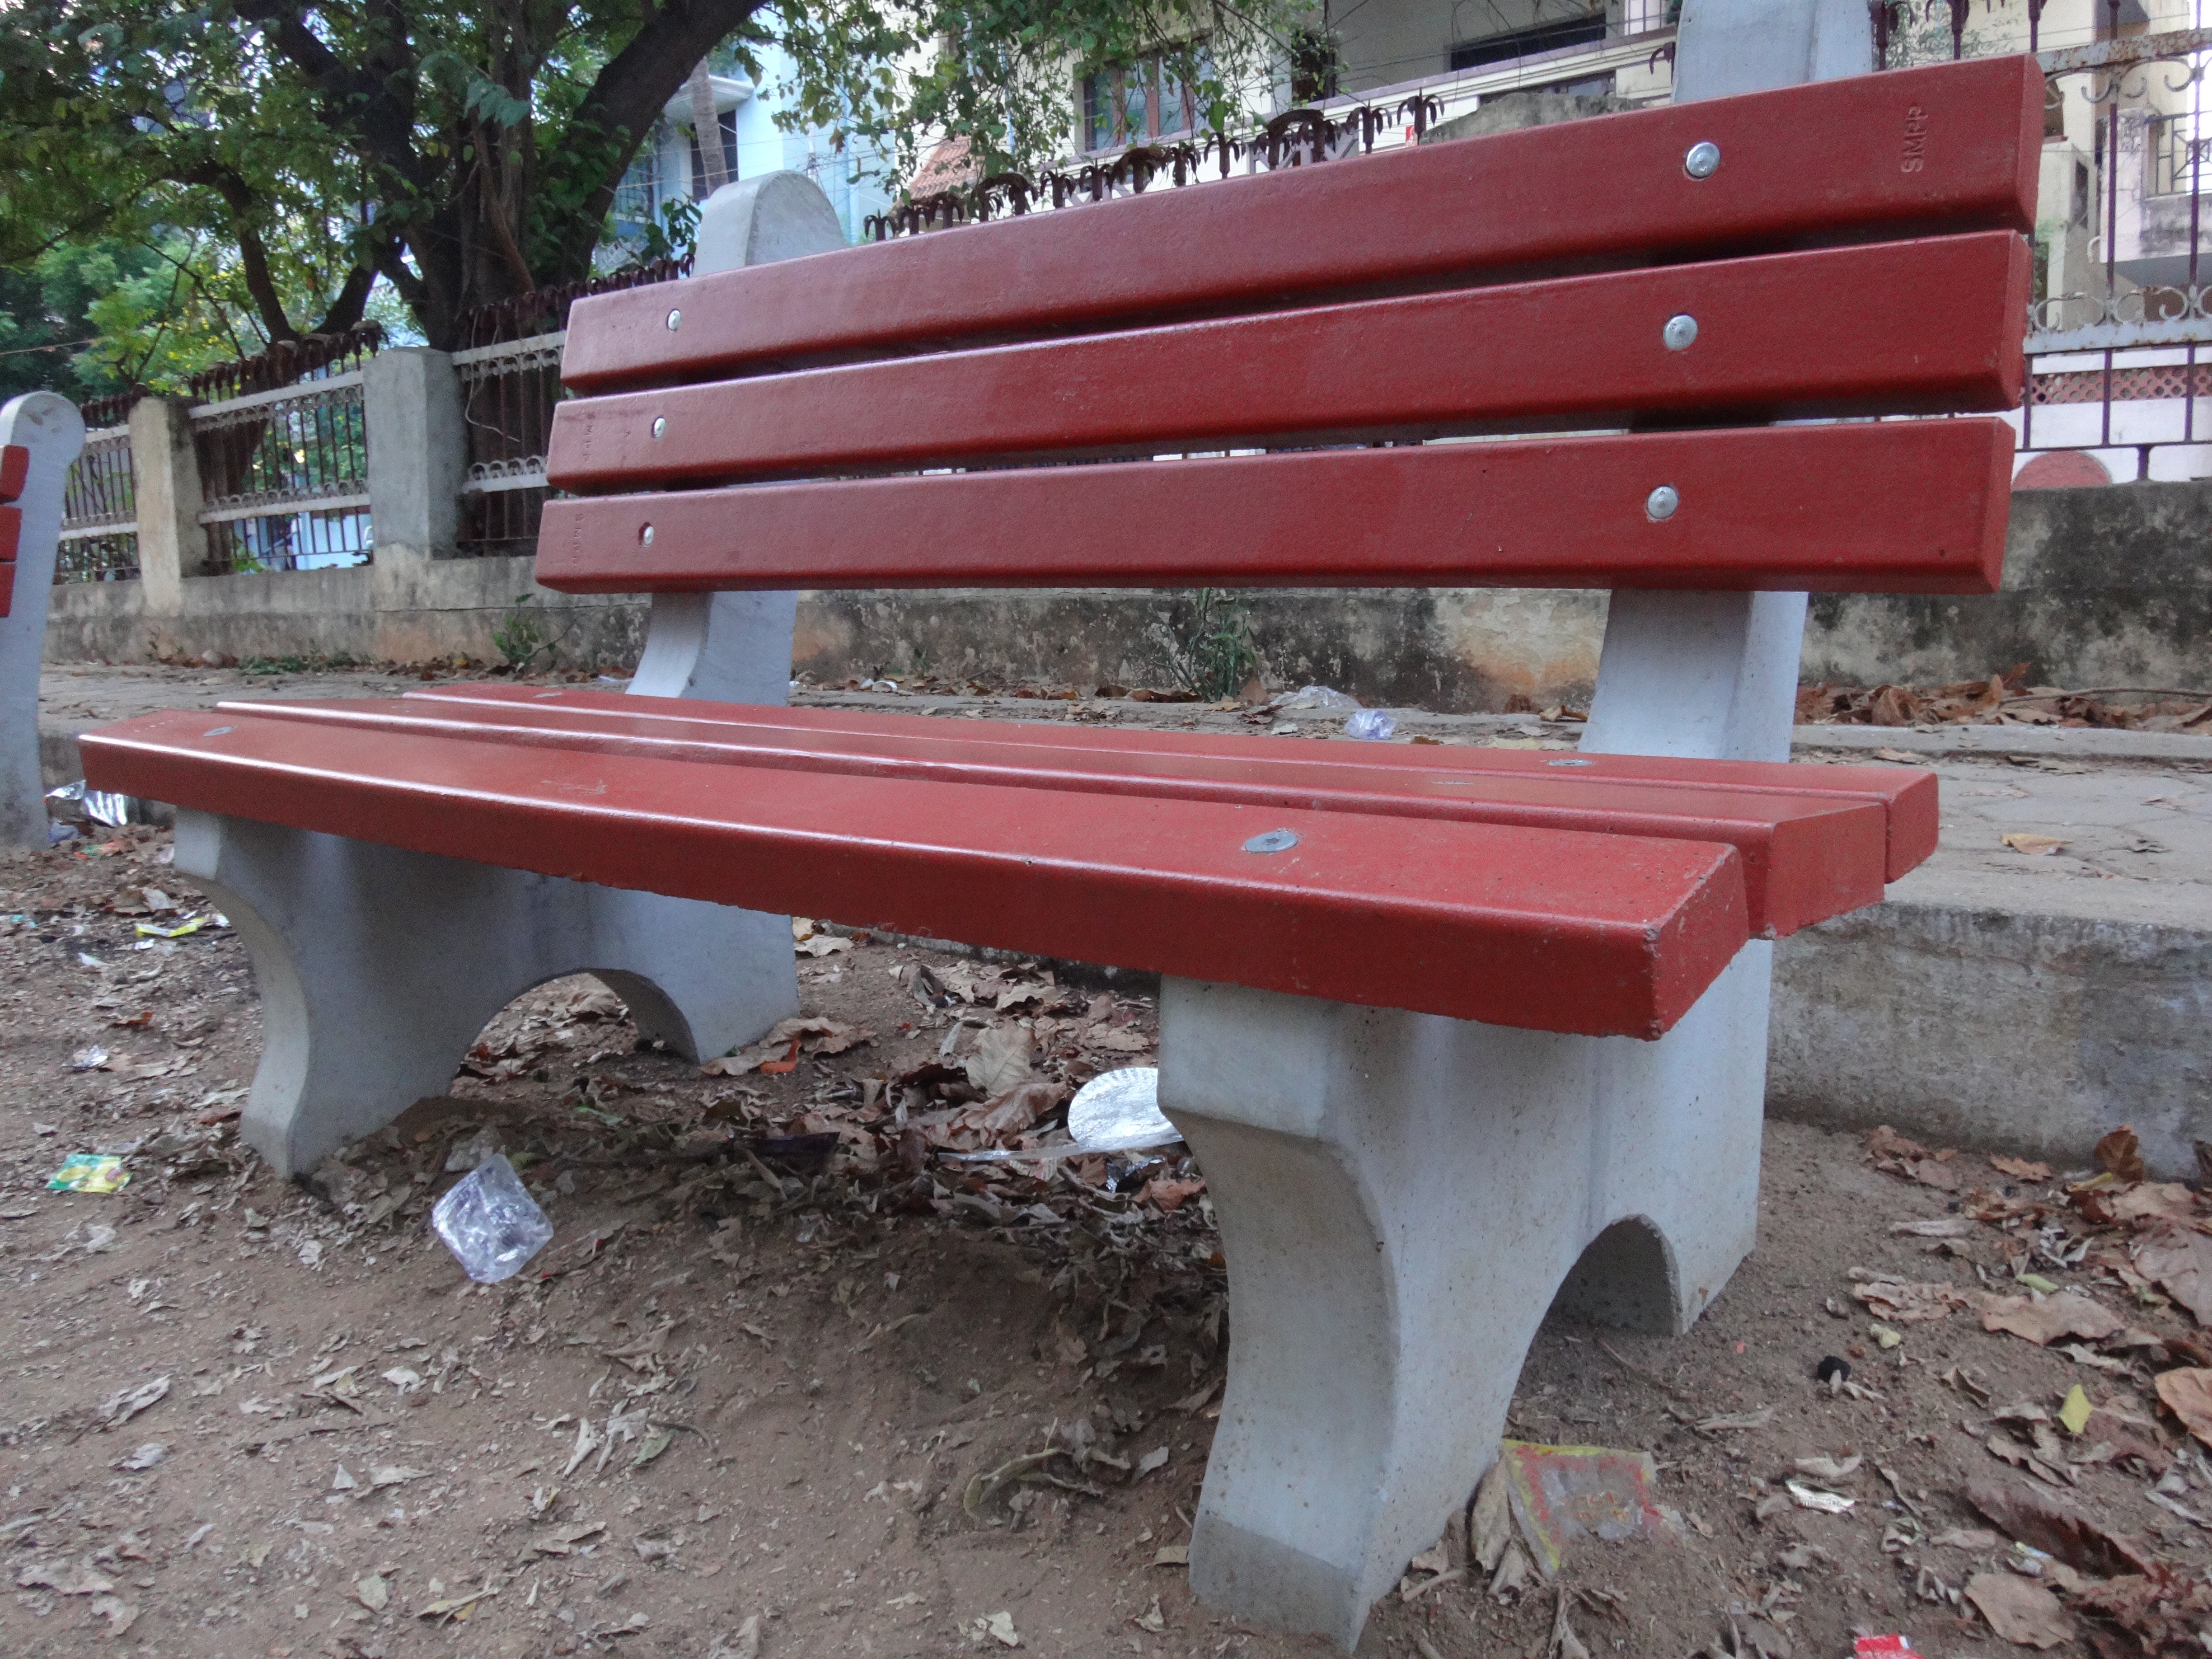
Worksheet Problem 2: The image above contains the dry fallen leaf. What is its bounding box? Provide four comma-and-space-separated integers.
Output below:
2134, 1228, 2212, 1324
964, 1024, 1034, 1097
2001, 832, 2068, 857
15, 1563, 116, 1596
2156, 1367, 2212, 1448
703, 1016, 874, 1076
1854, 1279, 1969, 1323
1965, 1571, 2073, 1647
2111, 1183, 2198, 1226
1964, 1477, 2154, 1576
1990, 1154, 2053, 1180
1980, 1292, 2123, 1346
2095, 1125, 2149, 1184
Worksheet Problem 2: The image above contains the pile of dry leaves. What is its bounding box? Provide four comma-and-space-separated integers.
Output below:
1863, 1122, 2212, 1654
1799, 666, 2212, 731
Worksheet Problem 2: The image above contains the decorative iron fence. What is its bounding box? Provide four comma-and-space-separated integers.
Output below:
56, 424, 139, 582
192, 371, 373, 573
456, 332, 564, 558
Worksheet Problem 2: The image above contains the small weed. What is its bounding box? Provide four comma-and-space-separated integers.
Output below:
490, 593, 568, 670
239, 652, 363, 675
1156, 589, 1260, 702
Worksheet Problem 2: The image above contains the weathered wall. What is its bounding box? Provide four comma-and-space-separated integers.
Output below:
1769, 888, 2212, 1179
41, 482, 2212, 704
1802, 479, 2212, 691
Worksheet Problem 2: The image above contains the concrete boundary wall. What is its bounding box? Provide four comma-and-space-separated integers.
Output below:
42, 479, 2212, 705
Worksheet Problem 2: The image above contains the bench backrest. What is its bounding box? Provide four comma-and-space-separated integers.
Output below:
0, 442, 26, 619
536, 55, 2037, 606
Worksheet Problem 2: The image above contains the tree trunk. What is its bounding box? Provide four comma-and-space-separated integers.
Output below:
688, 60, 730, 196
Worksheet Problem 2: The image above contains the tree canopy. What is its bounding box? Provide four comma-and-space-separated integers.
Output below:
0, 0, 1308, 361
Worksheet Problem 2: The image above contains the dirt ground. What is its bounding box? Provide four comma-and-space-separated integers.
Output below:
4, 827, 2211, 1659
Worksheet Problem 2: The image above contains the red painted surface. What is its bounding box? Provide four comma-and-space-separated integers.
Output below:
548, 235, 2029, 489
0, 548, 13, 618
537, 419, 2015, 597
0, 504, 17, 562
399, 686, 1939, 883
559, 57, 2042, 394
0, 445, 26, 503
80, 707, 1751, 1038
2011, 450, 2112, 489
194, 689, 1893, 937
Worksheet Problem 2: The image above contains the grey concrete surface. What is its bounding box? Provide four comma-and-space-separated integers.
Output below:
35, 477, 2212, 710
40, 662, 2212, 1174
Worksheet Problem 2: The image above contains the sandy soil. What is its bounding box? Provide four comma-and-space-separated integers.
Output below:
2, 826, 2208, 1659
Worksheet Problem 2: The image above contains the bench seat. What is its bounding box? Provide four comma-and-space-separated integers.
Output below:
83, 686, 1932, 1037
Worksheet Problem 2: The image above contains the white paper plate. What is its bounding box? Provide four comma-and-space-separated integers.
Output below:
1068, 1067, 1179, 1153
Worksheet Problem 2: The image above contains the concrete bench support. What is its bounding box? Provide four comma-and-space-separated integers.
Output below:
198, 175, 845, 1177
1156, 2, 1871, 1645
1160, 950, 1772, 1645
180, 810, 795, 1176
1, 392, 86, 848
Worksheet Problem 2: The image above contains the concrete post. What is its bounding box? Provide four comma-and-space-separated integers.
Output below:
127, 396, 209, 613
362, 347, 465, 563
0, 393, 86, 847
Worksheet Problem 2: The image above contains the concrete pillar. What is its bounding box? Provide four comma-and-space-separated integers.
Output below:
363, 347, 465, 563
0, 392, 86, 848
127, 396, 209, 613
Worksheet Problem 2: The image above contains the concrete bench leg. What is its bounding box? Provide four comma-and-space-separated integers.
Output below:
178, 809, 797, 1179
1159, 947, 1773, 1649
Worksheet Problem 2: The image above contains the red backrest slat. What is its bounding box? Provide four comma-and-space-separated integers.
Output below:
561, 57, 2041, 393
0, 445, 27, 504
547, 235, 2028, 489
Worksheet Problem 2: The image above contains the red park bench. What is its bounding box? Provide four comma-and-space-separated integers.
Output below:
82, 18, 2039, 1645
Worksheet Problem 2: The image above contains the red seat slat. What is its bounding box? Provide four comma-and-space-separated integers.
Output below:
201, 689, 1891, 937
80, 709, 1752, 1038
403, 685, 1940, 885
0, 445, 27, 504
537, 419, 2013, 597
559, 57, 2041, 393
548, 235, 2029, 488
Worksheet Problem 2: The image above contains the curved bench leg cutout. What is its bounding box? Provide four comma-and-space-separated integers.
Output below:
178, 810, 797, 1180
1158, 943, 1772, 1650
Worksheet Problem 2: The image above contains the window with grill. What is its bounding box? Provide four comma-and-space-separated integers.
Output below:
1083, 48, 1212, 152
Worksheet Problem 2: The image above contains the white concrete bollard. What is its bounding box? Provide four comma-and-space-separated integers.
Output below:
0, 392, 87, 848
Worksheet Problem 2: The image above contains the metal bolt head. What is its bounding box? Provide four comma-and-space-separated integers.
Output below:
1242, 829, 1299, 854
640, 524, 656, 546
651, 416, 667, 440
1684, 141, 1721, 179
1645, 485, 1681, 522
665, 309, 682, 331
1662, 313, 1699, 351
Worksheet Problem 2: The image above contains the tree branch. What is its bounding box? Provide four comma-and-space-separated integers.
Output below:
551, 0, 769, 271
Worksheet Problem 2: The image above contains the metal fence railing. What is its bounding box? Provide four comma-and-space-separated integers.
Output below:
56, 424, 140, 582
192, 373, 373, 572
455, 331, 564, 559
